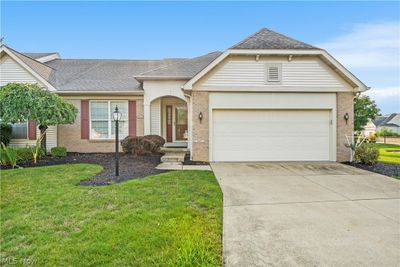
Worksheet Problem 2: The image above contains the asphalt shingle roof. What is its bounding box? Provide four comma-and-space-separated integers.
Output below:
6, 46, 57, 86
4, 28, 321, 92
22, 52, 58, 59
373, 113, 399, 127
135, 52, 222, 79
231, 28, 318, 50
45, 58, 185, 91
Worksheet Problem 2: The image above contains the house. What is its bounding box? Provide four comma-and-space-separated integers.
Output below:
0, 28, 368, 162
363, 113, 400, 136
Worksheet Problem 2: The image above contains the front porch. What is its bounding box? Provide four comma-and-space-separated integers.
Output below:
148, 96, 189, 148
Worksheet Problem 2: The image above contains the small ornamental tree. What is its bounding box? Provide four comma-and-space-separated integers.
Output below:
0, 83, 78, 154
354, 94, 380, 132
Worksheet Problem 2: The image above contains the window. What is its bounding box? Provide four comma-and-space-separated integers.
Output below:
90, 101, 128, 139
266, 63, 282, 83
11, 122, 28, 139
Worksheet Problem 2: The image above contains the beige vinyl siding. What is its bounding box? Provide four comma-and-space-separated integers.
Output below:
46, 125, 58, 150
1, 54, 56, 151
150, 98, 161, 135
200, 56, 348, 89
0, 55, 43, 86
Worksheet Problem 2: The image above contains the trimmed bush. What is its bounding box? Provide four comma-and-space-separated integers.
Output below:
143, 135, 165, 147
51, 146, 67, 157
355, 143, 379, 165
0, 124, 12, 146
121, 135, 165, 156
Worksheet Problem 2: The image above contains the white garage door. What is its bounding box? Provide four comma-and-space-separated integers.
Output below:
212, 110, 331, 161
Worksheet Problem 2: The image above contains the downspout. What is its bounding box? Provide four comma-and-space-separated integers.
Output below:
182, 88, 193, 160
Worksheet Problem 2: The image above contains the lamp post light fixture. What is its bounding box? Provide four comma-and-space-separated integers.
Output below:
113, 106, 122, 176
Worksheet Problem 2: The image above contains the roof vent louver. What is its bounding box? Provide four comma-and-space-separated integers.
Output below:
266, 64, 282, 83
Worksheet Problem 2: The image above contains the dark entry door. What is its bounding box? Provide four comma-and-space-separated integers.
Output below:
166, 105, 173, 142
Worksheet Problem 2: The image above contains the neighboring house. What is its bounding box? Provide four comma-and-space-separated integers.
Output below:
0, 28, 368, 162
363, 113, 400, 136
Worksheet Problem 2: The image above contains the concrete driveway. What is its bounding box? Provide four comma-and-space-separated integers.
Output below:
211, 162, 400, 267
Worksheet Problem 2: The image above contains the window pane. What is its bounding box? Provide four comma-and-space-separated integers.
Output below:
176, 106, 187, 125
11, 122, 28, 139
111, 101, 128, 121
91, 102, 108, 120
91, 121, 108, 138
111, 121, 128, 139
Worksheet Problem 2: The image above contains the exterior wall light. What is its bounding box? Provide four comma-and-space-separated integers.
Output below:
344, 112, 349, 124
198, 112, 203, 123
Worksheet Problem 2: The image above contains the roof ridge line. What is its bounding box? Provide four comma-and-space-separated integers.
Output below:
135, 52, 220, 77
229, 28, 267, 49
6, 45, 57, 71
56, 61, 108, 87
263, 28, 319, 49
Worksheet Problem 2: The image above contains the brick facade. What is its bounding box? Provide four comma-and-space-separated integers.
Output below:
191, 91, 209, 161
336, 92, 354, 162
58, 97, 144, 153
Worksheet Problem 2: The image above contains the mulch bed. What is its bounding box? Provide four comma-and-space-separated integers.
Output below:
344, 162, 400, 177
1, 153, 168, 186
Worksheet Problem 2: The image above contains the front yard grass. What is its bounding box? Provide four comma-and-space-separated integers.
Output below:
0, 164, 222, 266
373, 143, 400, 165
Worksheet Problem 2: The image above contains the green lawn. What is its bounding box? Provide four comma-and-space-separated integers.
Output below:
373, 143, 400, 165
0, 164, 222, 266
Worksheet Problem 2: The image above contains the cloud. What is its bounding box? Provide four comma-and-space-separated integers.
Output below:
318, 21, 400, 68
365, 86, 399, 99
364, 86, 400, 113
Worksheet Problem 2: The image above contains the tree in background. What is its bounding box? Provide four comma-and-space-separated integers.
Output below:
354, 94, 380, 132
0, 83, 77, 158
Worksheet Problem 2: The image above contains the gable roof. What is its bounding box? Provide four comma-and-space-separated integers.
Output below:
183, 28, 368, 91
135, 52, 222, 80
230, 28, 318, 50
373, 113, 399, 127
1, 45, 57, 90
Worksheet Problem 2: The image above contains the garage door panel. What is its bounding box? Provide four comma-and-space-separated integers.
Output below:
212, 110, 330, 161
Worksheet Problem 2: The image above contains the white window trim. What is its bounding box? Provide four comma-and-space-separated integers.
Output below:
265, 63, 282, 84
10, 121, 29, 140
89, 100, 128, 140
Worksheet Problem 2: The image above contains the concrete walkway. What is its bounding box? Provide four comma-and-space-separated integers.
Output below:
211, 162, 400, 267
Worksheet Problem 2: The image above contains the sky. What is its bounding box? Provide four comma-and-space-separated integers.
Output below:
1, 1, 399, 114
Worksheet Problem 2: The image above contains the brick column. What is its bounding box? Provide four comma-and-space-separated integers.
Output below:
336, 92, 354, 162
191, 91, 209, 162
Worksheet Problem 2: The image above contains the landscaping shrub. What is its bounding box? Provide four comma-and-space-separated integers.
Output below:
376, 127, 400, 137
0, 124, 12, 146
0, 143, 18, 168
15, 147, 46, 161
51, 146, 67, 157
121, 135, 165, 156
143, 135, 165, 147
355, 143, 379, 165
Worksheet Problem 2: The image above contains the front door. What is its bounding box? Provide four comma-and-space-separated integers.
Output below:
175, 106, 188, 141
166, 105, 173, 142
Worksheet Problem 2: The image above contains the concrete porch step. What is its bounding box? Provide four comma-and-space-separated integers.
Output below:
161, 151, 186, 163
161, 155, 185, 163
160, 147, 190, 154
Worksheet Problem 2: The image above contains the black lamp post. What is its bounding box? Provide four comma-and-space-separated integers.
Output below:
113, 106, 122, 176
